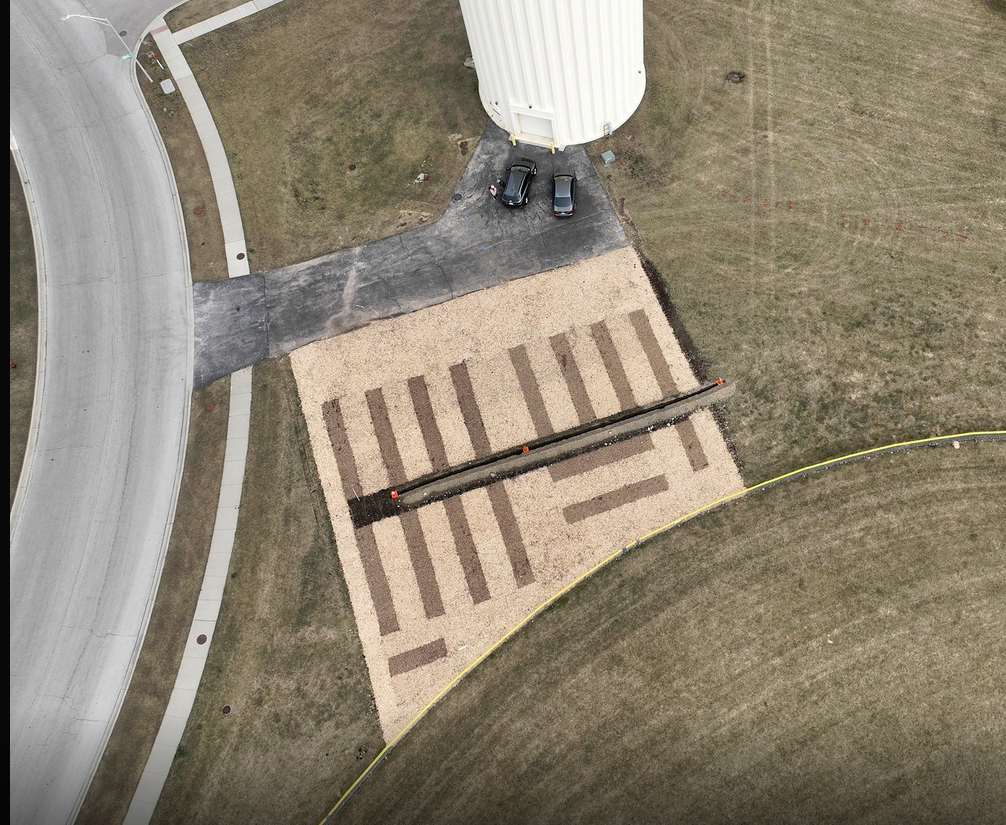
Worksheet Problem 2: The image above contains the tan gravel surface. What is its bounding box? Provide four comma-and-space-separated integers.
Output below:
290, 248, 743, 739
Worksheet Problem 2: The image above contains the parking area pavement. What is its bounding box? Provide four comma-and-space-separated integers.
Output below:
193, 121, 628, 387
289, 247, 743, 740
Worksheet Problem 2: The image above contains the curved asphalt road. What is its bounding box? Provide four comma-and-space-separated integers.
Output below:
9, 1, 190, 823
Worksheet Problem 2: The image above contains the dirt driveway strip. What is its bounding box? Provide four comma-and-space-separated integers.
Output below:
290, 247, 743, 740
193, 121, 628, 387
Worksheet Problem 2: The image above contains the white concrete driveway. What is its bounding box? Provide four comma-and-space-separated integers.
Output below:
9, 1, 190, 823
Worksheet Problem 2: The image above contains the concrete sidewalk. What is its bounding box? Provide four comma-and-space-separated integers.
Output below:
193, 124, 628, 387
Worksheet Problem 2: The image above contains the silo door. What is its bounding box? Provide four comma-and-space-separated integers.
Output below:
514, 111, 555, 145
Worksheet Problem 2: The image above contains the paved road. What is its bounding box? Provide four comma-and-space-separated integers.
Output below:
193, 123, 628, 387
9, 1, 190, 823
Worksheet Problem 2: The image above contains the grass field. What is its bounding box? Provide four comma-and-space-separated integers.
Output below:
337, 439, 1006, 824
166, 0, 246, 31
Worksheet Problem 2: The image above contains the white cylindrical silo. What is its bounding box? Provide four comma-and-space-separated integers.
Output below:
458, 0, 645, 150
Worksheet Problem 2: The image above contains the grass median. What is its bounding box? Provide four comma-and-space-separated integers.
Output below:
150, 357, 382, 825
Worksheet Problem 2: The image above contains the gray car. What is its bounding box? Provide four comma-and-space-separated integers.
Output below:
552, 170, 577, 217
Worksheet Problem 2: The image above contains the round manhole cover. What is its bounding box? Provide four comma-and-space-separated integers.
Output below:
236, 252, 245, 260
197, 634, 207, 644
452, 193, 462, 201
348, 163, 357, 171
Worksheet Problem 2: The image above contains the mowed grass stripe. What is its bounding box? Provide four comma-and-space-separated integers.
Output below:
328, 436, 1004, 825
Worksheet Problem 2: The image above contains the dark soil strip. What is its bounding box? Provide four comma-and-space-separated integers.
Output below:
323, 398, 399, 635
590, 319, 636, 408
398, 511, 445, 619
509, 344, 554, 437
562, 474, 670, 524
365, 387, 407, 487
449, 362, 493, 457
408, 375, 450, 472
626, 309, 709, 470
628, 309, 679, 396
443, 498, 491, 604
549, 332, 596, 423
486, 483, 534, 587
638, 255, 710, 383
675, 418, 710, 471
387, 638, 448, 677
364, 381, 446, 618
410, 371, 489, 603
451, 362, 533, 587
544, 320, 656, 481
353, 525, 401, 635
549, 435, 653, 482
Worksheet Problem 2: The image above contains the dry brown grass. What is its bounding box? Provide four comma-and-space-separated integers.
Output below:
137, 40, 229, 281
176, 0, 487, 272
587, 0, 1005, 482
96, 0, 1004, 822
165, 0, 249, 32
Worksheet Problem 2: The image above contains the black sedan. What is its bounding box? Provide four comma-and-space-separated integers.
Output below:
552, 170, 576, 217
500, 158, 537, 207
